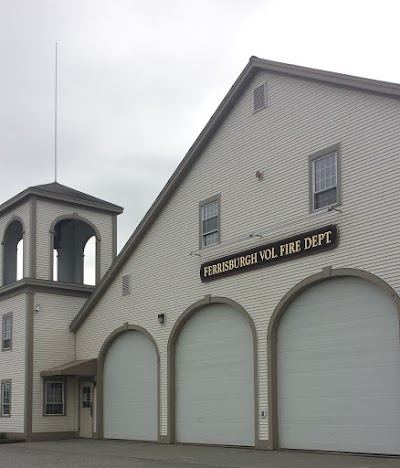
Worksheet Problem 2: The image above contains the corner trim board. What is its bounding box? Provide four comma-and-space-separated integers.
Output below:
24, 292, 34, 439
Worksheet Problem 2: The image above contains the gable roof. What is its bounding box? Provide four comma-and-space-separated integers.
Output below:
0, 181, 123, 215
70, 56, 400, 331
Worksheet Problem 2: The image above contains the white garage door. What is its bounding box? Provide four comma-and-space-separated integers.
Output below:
175, 303, 255, 446
103, 330, 157, 440
277, 277, 400, 454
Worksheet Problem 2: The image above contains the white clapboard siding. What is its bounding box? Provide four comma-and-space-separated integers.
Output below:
0, 294, 26, 433
0, 201, 31, 287
76, 70, 400, 441
35, 200, 113, 281
32, 293, 87, 433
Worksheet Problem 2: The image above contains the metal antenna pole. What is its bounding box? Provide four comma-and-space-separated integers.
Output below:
55, 42, 58, 182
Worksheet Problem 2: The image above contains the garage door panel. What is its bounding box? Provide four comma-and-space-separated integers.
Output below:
280, 396, 400, 424
178, 421, 252, 445
104, 331, 157, 441
176, 304, 255, 446
178, 402, 253, 421
178, 353, 251, 370
278, 277, 400, 454
279, 315, 399, 352
280, 342, 400, 374
279, 422, 400, 454
176, 361, 253, 381
281, 283, 395, 330
280, 366, 400, 399
179, 336, 251, 357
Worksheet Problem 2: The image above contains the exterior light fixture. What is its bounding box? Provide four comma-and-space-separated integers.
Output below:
158, 313, 165, 324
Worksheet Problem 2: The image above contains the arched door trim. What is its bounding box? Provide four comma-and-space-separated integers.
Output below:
167, 295, 259, 446
96, 323, 161, 441
267, 266, 400, 450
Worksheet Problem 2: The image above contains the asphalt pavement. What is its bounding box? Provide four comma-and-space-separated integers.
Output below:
1, 439, 400, 468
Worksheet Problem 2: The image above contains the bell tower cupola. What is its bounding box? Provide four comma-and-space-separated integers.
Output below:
0, 182, 123, 289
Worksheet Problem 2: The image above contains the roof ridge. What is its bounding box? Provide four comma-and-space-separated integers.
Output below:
69, 56, 400, 331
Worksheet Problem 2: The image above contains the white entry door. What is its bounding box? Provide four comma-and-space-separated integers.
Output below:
79, 381, 93, 438
175, 303, 255, 446
277, 277, 400, 454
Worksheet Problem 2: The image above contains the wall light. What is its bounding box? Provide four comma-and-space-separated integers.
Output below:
255, 170, 264, 181
158, 313, 165, 325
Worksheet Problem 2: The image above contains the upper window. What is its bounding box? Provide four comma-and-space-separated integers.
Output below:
199, 195, 220, 249
1, 380, 11, 417
44, 381, 65, 416
2, 314, 12, 351
309, 144, 341, 211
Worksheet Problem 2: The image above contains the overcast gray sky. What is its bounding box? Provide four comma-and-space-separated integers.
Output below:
1, 0, 400, 256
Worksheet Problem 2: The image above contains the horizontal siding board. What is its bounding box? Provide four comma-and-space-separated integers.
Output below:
76, 71, 400, 441
0, 295, 26, 433
32, 293, 86, 433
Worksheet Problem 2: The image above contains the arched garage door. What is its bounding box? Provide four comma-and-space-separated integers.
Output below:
175, 303, 255, 446
277, 277, 400, 454
103, 330, 157, 440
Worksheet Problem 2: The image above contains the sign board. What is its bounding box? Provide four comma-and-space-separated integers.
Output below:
200, 224, 339, 282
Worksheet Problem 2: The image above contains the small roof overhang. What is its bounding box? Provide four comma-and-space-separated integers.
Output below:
40, 359, 97, 378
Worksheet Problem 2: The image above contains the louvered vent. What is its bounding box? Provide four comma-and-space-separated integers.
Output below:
253, 83, 266, 112
122, 274, 131, 296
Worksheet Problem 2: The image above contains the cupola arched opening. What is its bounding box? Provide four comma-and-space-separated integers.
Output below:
3, 218, 24, 285
51, 215, 100, 285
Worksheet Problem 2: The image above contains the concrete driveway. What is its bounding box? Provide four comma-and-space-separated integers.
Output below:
1, 439, 400, 468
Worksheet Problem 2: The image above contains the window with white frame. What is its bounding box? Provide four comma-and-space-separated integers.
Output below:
44, 381, 65, 415
1, 381, 11, 417
200, 196, 220, 248
2, 314, 12, 351
310, 145, 341, 211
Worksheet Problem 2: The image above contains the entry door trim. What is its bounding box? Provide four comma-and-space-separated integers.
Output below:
79, 379, 94, 439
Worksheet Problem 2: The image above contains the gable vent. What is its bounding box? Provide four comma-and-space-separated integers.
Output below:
253, 83, 266, 112
122, 274, 131, 296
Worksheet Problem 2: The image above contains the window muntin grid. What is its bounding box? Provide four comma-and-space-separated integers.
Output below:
2, 316, 11, 350
82, 386, 91, 409
1, 382, 10, 416
45, 381, 64, 415
313, 152, 338, 210
202, 200, 219, 247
